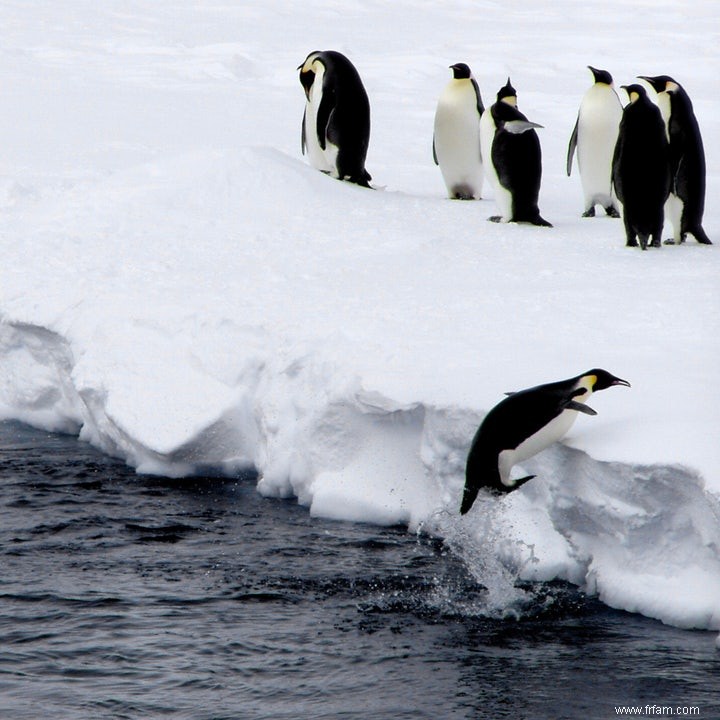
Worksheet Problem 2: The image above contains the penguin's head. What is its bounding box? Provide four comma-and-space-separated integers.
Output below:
497, 77, 517, 106
450, 63, 472, 80
621, 84, 647, 104
638, 75, 679, 95
588, 66, 613, 86
582, 369, 631, 393
298, 51, 323, 98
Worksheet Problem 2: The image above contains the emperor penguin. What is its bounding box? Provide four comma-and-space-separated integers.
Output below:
611, 84, 671, 250
479, 78, 552, 226
433, 63, 484, 200
638, 75, 711, 245
566, 66, 623, 218
461, 369, 630, 515
299, 50, 372, 187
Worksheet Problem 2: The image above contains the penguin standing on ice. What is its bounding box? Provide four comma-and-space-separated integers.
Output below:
479, 78, 552, 226
612, 84, 671, 250
433, 63, 484, 200
638, 75, 712, 245
460, 369, 630, 515
566, 66, 623, 218
299, 50, 372, 187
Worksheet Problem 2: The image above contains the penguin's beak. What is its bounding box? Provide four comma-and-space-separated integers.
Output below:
612, 377, 631, 388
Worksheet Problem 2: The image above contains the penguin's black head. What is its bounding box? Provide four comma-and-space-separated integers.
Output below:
621, 84, 647, 104
450, 63, 472, 80
299, 68, 315, 97
588, 66, 613, 85
497, 77, 517, 105
298, 51, 323, 99
584, 369, 631, 392
638, 75, 679, 94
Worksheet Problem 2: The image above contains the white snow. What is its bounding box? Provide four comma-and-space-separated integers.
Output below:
0, 1, 718, 633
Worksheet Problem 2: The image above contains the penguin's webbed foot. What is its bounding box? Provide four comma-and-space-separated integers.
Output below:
451, 183, 478, 200
509, 474, 536, 489
488, 215, 504, 223
582, 207, 596, 218
604, 206, 620, 219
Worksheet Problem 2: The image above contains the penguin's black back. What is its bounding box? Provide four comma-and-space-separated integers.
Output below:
612, 92, 670, 238
490, 102, 544, 224
668, 86, 708, 238
463, 377, 579, 505
318, 51, 371, 186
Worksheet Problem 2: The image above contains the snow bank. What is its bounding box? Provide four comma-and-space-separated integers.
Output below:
0, 0, 719, 633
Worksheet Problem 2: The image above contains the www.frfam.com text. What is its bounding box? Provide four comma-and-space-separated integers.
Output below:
615, 706, 701, 717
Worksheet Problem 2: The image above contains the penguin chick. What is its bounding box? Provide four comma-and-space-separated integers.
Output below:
567, 66, 622, 218
433, 62, 484, 200
461, 369, 630, 515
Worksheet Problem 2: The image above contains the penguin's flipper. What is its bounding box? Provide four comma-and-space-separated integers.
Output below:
316, 88, 335, 151
567, 116, 579, 176
566, 401, 597, 416
471, 77, 485, 117
504, 120, 543, 135
432, 135, 438, 165
301, 108, 307, 155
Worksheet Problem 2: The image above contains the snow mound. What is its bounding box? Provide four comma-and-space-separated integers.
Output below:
1, 0, 719, 635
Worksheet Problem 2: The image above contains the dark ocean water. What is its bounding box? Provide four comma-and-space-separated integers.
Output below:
1, 421, 718, 720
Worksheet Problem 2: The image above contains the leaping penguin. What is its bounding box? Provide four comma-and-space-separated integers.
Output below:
433, 63, 484, 200
461, 369, 630, 515
480, 78, 552, 226
612, 84, 671, 250
299, 50, 372, 187
638, 75, 712, 245
567, 66, 623, 218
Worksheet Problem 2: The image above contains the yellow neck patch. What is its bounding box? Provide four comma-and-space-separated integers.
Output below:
578, 374, 597, 394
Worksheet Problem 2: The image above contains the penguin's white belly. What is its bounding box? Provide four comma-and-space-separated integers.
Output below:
655, 91, 682, 240
434, 90, 482, 197
577, 91, 621, 205
577, 118, 616, 203
304, 76, 334, 174
665, 193, 684, 241
656, 92, 672, 141
498, 409, 579, 486
480, 109, 513, 220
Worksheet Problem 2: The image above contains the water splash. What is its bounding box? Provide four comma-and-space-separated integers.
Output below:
422, 496, 535, 617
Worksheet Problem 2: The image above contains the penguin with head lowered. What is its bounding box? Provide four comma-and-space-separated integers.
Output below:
567, 66, 622, 218
461, 369, 630, 515
480, 78, 552, 226
612, 84, 671, 250
433, 63, 484, 200
638, 75, 711, 245
299, 50, 372, 187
